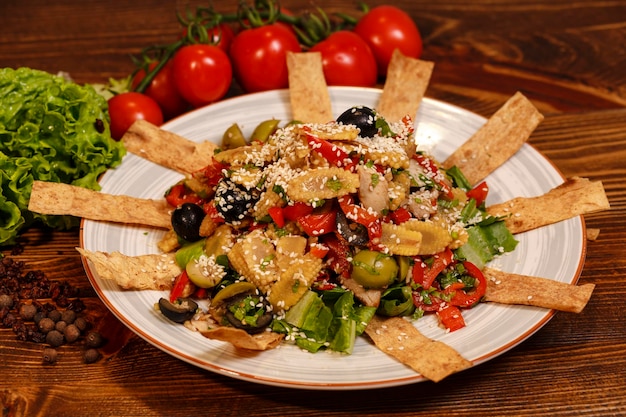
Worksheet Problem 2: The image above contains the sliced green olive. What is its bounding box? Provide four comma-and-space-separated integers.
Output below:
351, 250, 398, 289
222, 123, 247, 150
211, 281, 257, 306
185, 256, 223, 289
250, 119, 279, 143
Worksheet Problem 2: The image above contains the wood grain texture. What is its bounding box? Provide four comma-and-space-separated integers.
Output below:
1, 0, 626, 416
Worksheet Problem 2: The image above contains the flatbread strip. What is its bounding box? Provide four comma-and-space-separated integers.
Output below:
486, 177, 610, 234
377, 50, 434, 122
122, 119, 217, 174
483, 267, 595, 313
77, 248, 180, 290
28, 180, 172, 229
286, 51, 333, 124
443, 91, 544, 185
364, 315, 472, 382
200, 327, 284, 351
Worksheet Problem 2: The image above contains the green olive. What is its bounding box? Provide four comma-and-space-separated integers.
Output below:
222, 123, 247, 150
211, 281, 257, 306
250, 119, 279, 143
351, 250, 399, 289
185, 256, 222, 289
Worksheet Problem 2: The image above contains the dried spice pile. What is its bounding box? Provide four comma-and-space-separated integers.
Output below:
0, 255, 105, 364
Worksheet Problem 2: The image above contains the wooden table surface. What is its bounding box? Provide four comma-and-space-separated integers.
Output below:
2, 0, 625, 415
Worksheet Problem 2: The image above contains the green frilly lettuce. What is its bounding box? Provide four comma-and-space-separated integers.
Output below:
0, 67, 126, 246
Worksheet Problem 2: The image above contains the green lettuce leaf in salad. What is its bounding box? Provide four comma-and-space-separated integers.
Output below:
0, 67, 126, 246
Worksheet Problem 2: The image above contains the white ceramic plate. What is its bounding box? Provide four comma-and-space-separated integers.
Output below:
80, 87, 586, 390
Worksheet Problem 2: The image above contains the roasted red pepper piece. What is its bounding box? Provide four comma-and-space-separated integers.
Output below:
282, 201, 314, 221
268, 206, 286, 228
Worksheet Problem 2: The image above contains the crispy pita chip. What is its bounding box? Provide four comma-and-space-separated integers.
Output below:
486, 177, 610, 234
364, 316, 472, 382
377, 50, 434, 122
483, 267, 595, 313
443, 91, 544, 185
200, 327, 284, 351
77, 248, 180, 290
287, 51, 333, 123
28, 181, 172, 229
122, 119, 217, 174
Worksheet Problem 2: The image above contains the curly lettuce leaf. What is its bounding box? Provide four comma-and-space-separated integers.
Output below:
0, 67, 126, 246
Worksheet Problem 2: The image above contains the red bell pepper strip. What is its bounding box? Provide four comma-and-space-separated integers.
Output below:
337, 195, 382, 242
305, 133, 357, 171
466, 180, 489, 206
268, 206, 286, 228
169, 270, 191, 303
437, 304, 466, 332
309, 242, 330, 259
412, 153, 454, 199
412, 247, 455, 289
446, 261, 487, 308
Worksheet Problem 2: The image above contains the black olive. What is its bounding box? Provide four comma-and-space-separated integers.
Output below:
214, 179, 259, 223
335, 210, 369, 246
158, 297, 198, 324
172, 203, 206, 242
336, 106, 378, 138
224, 293, 273, 334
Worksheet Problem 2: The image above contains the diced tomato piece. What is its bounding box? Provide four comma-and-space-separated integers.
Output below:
202, 201, 225, 224
322, 234, 352, 279
198, 158, 228, 186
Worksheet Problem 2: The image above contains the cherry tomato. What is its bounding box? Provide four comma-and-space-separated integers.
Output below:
171, 44, 232, 108
107, 92, 163, 140
229, 23, 301, 93
181, 23, 235, 53
309, 31, 377, 87
131, 61, 189, 120
353, 5, 423, 76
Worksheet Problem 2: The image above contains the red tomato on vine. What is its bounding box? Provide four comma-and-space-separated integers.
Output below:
108, 92, 163, 140
229, 23, 301, 93
310, 31, 377, 87
131, 61, 189, 120
171, 44, 233, 107
353, 5, 423, 76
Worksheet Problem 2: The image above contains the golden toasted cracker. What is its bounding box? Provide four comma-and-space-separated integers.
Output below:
286, 51, 333, 123
122, 119, 217, 174
365, 315, 472, 382
483, 267, 595, 313
377, 50, 434, 122
486, 177, 610, 234
586, 228, 601, 241
443, 91, 544, 185
28, 181, 171, 228
200, 327, 284, 351
77, 248, 180, 290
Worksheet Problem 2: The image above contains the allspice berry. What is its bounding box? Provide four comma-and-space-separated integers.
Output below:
42, 347, 58, 364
